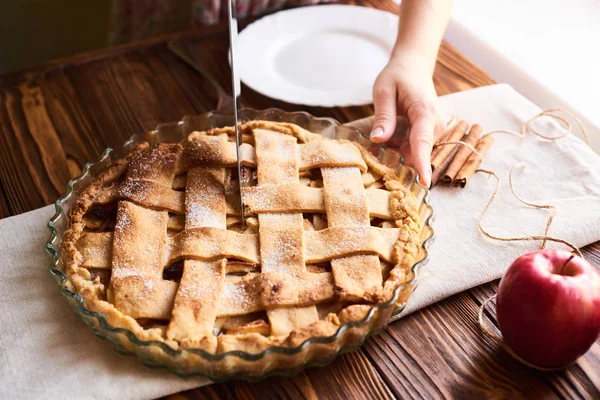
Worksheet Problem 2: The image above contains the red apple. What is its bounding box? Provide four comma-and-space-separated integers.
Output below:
496, 249, 600, 369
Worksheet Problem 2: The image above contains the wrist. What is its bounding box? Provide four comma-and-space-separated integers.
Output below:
388, 49, 436, 76
391, 0, 452, 76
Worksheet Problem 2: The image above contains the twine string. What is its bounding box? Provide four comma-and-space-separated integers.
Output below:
477, 294, 502, 347
508, 163, 557, 249
487, 108, 589, 144
431, 141, 483, 160
476, 168, 583, 258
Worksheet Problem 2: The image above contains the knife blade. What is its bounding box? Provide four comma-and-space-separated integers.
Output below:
226, 0, 245, 226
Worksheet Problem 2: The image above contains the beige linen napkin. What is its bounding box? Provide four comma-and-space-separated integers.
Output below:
0, 84, 598, 399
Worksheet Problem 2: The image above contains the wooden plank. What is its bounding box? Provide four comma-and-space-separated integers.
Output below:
171, 351, 394, 400
17, 80, 73, 192
0, 86, 53, 212
65, 57, 146, 146
40, 69, 105, 166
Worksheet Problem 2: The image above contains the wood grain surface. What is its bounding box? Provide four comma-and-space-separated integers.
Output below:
0, 1, 598, 398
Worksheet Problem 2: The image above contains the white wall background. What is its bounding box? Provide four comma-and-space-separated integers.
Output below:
443, 0, 600, 153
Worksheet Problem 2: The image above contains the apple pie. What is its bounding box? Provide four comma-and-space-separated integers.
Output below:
61, 120, 422, 373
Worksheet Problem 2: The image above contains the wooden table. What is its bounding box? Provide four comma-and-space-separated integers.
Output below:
1, 1, 598, 398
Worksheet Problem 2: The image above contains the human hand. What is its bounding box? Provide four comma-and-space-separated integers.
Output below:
370, 53, 445, 187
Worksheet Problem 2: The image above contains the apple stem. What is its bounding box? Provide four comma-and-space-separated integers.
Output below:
559, 254, 576, 276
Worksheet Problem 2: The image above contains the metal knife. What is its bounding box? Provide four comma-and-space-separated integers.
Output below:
226, 0, 245, 226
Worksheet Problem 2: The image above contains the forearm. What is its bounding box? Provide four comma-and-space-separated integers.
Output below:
391, 0, 453, 75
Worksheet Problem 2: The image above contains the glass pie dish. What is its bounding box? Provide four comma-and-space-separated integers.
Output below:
46, 108, 435, 381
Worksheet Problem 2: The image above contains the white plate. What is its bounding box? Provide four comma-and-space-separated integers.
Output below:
237, 5, 398, 107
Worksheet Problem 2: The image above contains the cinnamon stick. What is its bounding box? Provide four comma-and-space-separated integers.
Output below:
431, 120, 469, 172
431, 144, 461, 187
431, 117, 460, 160
454, 134, 495, 188
441, 124, 483, 184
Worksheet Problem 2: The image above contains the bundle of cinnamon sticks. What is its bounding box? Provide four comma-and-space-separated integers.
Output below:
431, 118, 494, 187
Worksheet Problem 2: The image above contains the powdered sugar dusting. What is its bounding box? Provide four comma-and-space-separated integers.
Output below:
300, 140, 364, 169
128, 145, 180, 185
119, 180, 148, 202
114, 205, 131, 234
259, 214, 304, 274
185, 168, 226, 229
262, 237, 298, 273
176, 262, 222, 300
81, 241, 108, 266
243, 183, 277, 212
220, 282, 250, 310
111, 202, 166, 279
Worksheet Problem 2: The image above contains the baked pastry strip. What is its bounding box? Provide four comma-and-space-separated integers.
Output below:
244, 184, 392, 219
97, 183, 393, 219
322, 167, 383, 302
108, 145, 182, 319
254, 128, 319, 336
78, 225, 402, 270
179, 132, 367, 172
166, 167, 227, 348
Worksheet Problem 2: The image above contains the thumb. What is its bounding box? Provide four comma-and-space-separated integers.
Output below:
370, 84, 397, 143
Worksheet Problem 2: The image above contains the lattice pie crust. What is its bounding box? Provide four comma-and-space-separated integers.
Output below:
62, 121, 421, 354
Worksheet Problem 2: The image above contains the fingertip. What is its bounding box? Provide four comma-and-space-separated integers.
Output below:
370, 127, 384, 140
421, 166, 432, 188
370, 127, 394, 143
414, 154, 433, 188
370, 121, 396, 143
371, 129, 395, 143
